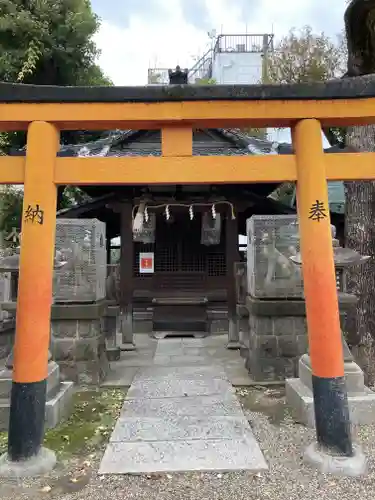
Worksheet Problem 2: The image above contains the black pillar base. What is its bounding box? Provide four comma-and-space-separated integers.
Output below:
312, 375, 353, 457
8, 380, 47, 462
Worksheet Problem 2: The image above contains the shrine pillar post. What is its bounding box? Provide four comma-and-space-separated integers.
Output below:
119, 203, 135, 351
226, 210, 240, 349
106, 227, 111, 265
293, 119, 353, 457
7, 122, 59, 466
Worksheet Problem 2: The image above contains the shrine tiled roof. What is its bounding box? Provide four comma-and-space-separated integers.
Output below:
105, 147, 249, 157
59, 128, 280, 158
9, 127, 282, 158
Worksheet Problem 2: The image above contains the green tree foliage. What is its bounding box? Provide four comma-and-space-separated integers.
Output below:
0, 185, 91, 246
0, 186, 23, 245
195, 77, 217, 84
0, 0, 111, 86
268, 26, 346, 84
60, 186, 91, 208
0, 0, 112, 151
267, 26, 347, 148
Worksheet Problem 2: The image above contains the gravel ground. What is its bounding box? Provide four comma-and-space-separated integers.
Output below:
0, 387, 374, 500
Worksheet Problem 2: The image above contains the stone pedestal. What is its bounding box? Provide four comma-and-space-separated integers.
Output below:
244, 296, 308, 382
286, 354, 375, 427
0, 361, 74, 431
51, 301, 110, 385
244, 293, 357, 383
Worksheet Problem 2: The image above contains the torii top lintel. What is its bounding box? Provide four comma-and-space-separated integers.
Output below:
1, 76, 375, 103
1, 76, 375, 130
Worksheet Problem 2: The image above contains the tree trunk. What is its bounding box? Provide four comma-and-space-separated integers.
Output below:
345, 124, 375, 384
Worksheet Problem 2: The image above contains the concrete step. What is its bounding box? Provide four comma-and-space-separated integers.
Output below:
152, 331, 208, 339
153, 318, 208, 331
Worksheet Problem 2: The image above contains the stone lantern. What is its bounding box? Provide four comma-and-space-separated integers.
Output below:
286, 227, 375, 427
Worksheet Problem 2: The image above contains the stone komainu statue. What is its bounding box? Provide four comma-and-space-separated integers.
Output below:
345, 0, 375, 76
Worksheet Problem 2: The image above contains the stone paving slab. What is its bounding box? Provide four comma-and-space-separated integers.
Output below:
182, 336, 227, 347
153, 338, 183, 344
131, 364, 254, 387
155, 344, 185, 355
133, 334, 158, 346
109, 415, 254, 442
100, 336, 268, 474
152, 354, 245, 367
155, 347, 185, 356
134, 365, 227, 381
153, 355, 214, 366
181, 338, 205, 347
127, 378, 235, 399
181, 347, 241, 361
99, 437, 268, 474
120, 394, 242, 418
101, 367, 140, 387
225, 366, 256, 386
117, 355, 157, 368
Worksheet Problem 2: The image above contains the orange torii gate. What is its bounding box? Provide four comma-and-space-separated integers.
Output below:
0, 79, 374, 471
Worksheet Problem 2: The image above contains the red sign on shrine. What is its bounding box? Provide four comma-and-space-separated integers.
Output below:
139, 252, 154, 274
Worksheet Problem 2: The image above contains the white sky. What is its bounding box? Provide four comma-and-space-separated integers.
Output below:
92, 0, 347, 86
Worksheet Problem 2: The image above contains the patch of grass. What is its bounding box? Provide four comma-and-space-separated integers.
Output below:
0, 432, 7, 454
0, 388, 126, 459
